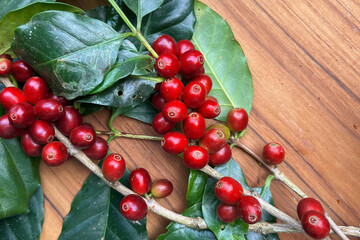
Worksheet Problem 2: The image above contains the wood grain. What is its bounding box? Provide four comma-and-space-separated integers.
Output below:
41, 0, 360, 239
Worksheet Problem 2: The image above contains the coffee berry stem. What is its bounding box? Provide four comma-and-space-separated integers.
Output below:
231, 138, 350, 240
107, 0, 159, 59
96, 130, 163, 141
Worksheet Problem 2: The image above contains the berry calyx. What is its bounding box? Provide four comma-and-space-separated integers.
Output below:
0, 58, 12, 76
42, 141, 68, 166
217, 202, 239, 223
301, 210, 330, 239
23, 76, 49, 104
151, 92, 166, 111
8, 102, 35, 128
155, 53, 180, 78
209, 144, 232, 166
161, 132, 188, 154
29, 120, 55, 145
152, 112, 175, 135
162, 100, 187, 124
182, 81, 206, 108
120, 194, 148, 221
177, 39, 195, 58
179, 50, 204, 76
21, 132, 44, 157
226, 108, 249, 132
182, 145, 209, 169
214, 177, 243, 205
183, 112, 206, 140
0, 114, 26, 139
58, 106, 82, 136
69, 124, 96, 149
150, 179, 173, 198
191, 74, 213, 94
0, 87, 26, 110
152, 35, 177, 56
297, 197, 324, 220
129, 168, 152, 195
262, 142, 285, 165
199, 128, 226, 153
102, 153, 126, 182
12, 60, 34, 82
83, 136, 109, 160
159, 78, 184, 102
196, 99, 221, 119
237, 195, 262, 224
35, 99, 63, 122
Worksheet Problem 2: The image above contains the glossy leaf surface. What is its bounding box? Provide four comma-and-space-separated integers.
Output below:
123, 0, 163, 28
0, 0, 54, 20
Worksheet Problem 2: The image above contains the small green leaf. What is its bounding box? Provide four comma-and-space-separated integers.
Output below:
12, 10, 126, 99
0, 0, 55, 20
186, 170, 208, 207
123, 0, 163, 29
122, 101, 157, 124
59, 170, 147, 240
192, 1, 253, 121
0, 138, 40, 218
0, 2, 83, 54
0, 187, 44, 240
77, 76, 156, 108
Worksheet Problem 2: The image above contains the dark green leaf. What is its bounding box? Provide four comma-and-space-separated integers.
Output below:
76, 103, 103, 116
192, 1, 253, 121
0, 2, 83, 54
186, 170, 208, 207
0, 187, 44, 240
122, 101, 157, 124
59, 170, 147, 240
12, 10, 125, 99
0, 0, 55, 20
123, 0, 163, 28
0, 138, 40, 218
77, 76, 156, 108
90, 40, 154, 94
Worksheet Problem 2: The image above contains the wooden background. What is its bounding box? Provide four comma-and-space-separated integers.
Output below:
41, 0, 360, 239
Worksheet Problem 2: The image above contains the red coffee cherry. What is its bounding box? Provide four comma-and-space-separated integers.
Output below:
58, 106, 82, 136
0, 58, 12, 76
102, 153, 126, 182
0, 87, 26, 110
214, 177, 243, 205
29, 120, 55, 145
69, 124, 96, 149
159, 78, 184, 102
227, 108, 249, 132
8, 102, 35, 128
35, 99, 63, 122
42, 141, 68, 166
237, 195, 262, 224
0, 114, 26, 139
209, 144, 232, 166
155, 53, 180, 78
191, 74, 212, 94
183, 112, 205, 140
150, 179, 173, 198
179, 50, 204, 76
151, 92, 166, 111
297, 198, 324, 220
12, 60, 34, 82
301, 210, 330, 239
120, 194, 148, 221
129, 168, 152, 195
152, 35, 177, 56
196, 99, 221, 119
207, 123, 231, 140
199, 128, 226, 153
21, 132, 44, 157
0, 54, 13, 61
182, 81, 206, 109
183, 145, 209, 169
262, 142, 285, 165
177, 39, 195, 58
161, 132, 188, 154
48, 92, 71, 107
217, 202, 239, 223
205, 95, 218, 103
162, 100, 187, 124
23, 76, 49, 104
83, 136, 109, 160
152, 112, 175, 135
